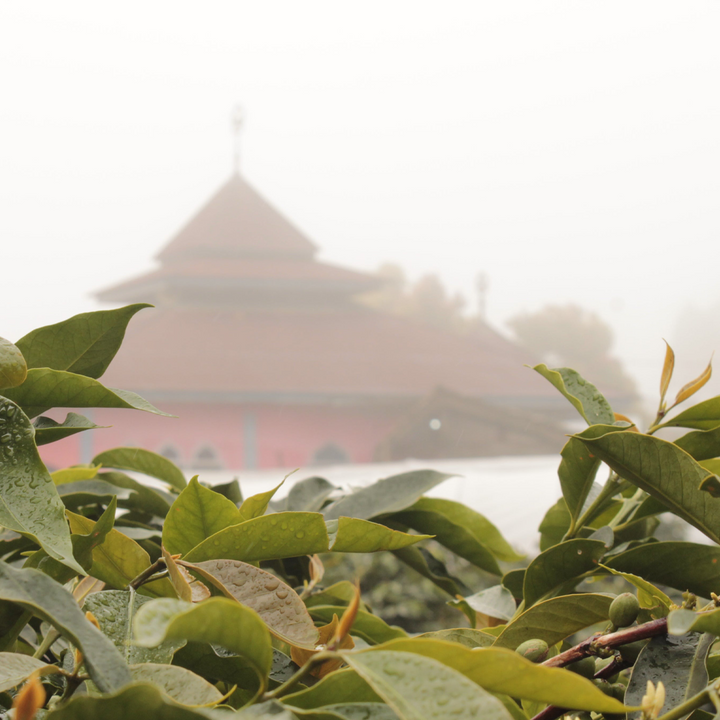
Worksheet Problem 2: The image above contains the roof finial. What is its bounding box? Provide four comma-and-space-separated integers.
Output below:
231, 106, 245, 174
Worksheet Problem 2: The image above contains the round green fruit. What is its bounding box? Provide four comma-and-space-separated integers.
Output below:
609, 592, 640, 628
609, 682, 626, 702
515, 638, 549, 663
592, 678, 612, 695
0, 337, 26, 389
566, 656, 596, 679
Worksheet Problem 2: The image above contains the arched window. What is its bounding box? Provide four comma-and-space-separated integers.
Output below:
312, 442, 350, 466
193, 445, 224, 470
158, 444, 183, 468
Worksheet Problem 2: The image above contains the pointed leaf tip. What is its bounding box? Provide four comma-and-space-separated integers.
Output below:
674, 356, 713, 406
660, 339, 675, 404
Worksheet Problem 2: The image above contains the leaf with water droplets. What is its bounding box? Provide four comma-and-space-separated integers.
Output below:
329, 517, 431, 553
181, 558, 319, 649
0, 336, 27, 389
239, 475, 288, 520
0, 396, 83, 573
0, 560, 131, 692
533, 365, 614, 425
84, 589, 186, 664
183, 512, 330, 563
342, 649, 514, 719
133, 597, 273, 694
163, 477, 244, 556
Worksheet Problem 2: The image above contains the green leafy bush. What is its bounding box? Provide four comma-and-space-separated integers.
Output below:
2, 308, 720, 719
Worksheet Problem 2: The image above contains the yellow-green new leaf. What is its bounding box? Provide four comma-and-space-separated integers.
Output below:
342, 649, 514, 720
133, 597, 273, 694
675, 358, 713, 406
239, 476, 288, 520
660, 340, 675, 405
329, 518, 431, 553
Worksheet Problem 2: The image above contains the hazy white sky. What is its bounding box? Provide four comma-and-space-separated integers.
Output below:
2, 2, 719, 400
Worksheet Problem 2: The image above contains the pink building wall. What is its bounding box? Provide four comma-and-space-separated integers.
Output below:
38, 402, 400, 472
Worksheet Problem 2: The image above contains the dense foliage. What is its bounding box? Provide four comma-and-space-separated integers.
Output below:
2, 308, 720, 719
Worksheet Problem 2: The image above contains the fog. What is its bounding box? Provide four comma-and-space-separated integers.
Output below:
3, 1, 720, 407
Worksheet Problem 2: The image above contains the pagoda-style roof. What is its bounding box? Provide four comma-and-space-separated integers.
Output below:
158, 174, 317, 262
97, 173, 379, 306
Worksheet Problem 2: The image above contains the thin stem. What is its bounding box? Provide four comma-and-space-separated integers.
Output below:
128, 558, 165, 590
608, 486, 646, 529
33, 628, 60, 660
566, 474, 622, 540
0, 609, 32, 652
262, 651, 339, 700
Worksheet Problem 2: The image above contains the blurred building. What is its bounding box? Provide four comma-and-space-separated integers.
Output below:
41, 171, 572, 471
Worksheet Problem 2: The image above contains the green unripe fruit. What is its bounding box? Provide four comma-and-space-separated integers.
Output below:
609, 682, 626, 702
592, 678, 612, 695
566, 655, 596, 679
618, 639, 648, 664
608, 592, 640, 628
515, 638, 549, 663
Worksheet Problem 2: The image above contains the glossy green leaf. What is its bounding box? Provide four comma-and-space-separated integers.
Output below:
669, 607, 720, 637
558, 425, 626, 526
133, 597, 272, 692
342, 649, 514, 719
538, 498, 571, 551
522, 538, 606, 607
607, 542, 720, 598
533, 365, 614, 425
182, 558, 319, 649
16, 304, 151, 379
461, 585, 516, 623
308, 605, 407, 645
0, 397, 83, 573
84, 589, 186, 663
284, 669, 382, 709
67, 511, 175, 597
389, 498, 519, 574
0, 560, 131, 692
163, 477, 243, 556
391, 545, 467, 597
239, 477, 286, 520
93, 447, 186, 491
329, 517, 430, 553
0, 652, 58, 692
661, 396, 720, 431
2, 368, 170, 418
44, 682, 230, 720
129, 664, 223, 706
34, 413, 103, 446
366, 639, 631, 714
675, 425, 720, 461
624, 633, 714, 720
575, 429, 720, 544
323, 470, 452, 521
183, 512, 330, 563
494, 593, 612, 649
